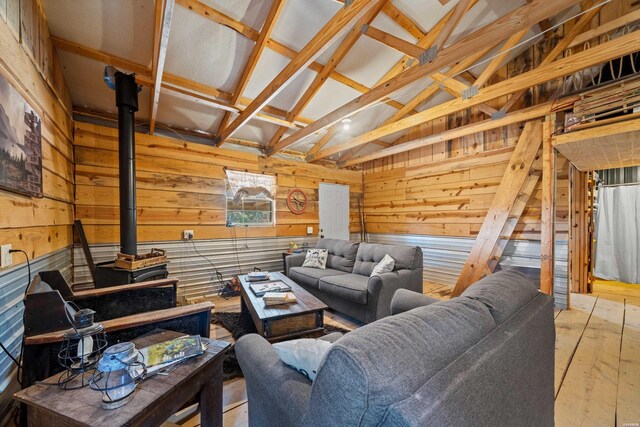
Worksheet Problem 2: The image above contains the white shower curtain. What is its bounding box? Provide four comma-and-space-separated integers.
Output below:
594, 184, 640, 284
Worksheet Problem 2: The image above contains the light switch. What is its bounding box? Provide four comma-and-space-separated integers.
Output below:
306, 226, 313, 235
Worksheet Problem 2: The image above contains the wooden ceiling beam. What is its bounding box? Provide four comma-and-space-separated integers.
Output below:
501, 0, 602, 113
305, 0, 479, 160
49, 36, 317, 129
431, 0, 475, 52
216, 0, 286, 146
177, 0, 407, 112
362, 24, 425, 58
380, 3, 425, 40
149, 0, 175, 135
338, 100, 562, 166
473, 27, 529, 89
266, 1, 387, 151
328, 24, 640, 160
268, 0, 580, 156
215, 0, 384, 145
568, 8, 640, 48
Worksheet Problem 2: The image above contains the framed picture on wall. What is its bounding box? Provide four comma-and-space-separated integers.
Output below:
0, 74, 43, 198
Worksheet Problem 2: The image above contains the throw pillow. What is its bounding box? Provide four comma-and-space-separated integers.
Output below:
273, 338, 333, 381
302, 249, 328, 269
370, 254, 395, 277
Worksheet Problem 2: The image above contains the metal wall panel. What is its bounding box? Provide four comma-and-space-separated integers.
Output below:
366, 233, 569, 308
73, 236, 320, 299
0, 248, 72, 405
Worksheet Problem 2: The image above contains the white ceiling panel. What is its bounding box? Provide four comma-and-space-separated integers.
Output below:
200, 0, 272, 30
42, 0, 154, 66
164, 6, 254, 93
155, 88, 224, 134
270, 0, 340, 53
57, 51, 150, 120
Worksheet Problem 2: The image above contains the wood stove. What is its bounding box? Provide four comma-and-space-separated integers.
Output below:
94, 67, 168, 288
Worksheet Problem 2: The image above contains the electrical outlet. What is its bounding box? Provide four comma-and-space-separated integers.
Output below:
1, 244, 12, 268
306, 226, 313, 235
183, 230, 194, 240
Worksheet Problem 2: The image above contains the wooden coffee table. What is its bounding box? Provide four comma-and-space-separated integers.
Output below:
239, 272, 328, 342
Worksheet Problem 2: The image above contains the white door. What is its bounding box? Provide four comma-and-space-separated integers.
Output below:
319, 183, 350, 240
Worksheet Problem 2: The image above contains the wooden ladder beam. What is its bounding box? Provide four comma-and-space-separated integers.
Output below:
452, 120, 544, 296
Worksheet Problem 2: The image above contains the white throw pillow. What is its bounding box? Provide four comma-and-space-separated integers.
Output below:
273, 338, 333, 381
302, 249, 328, 269
370, 254, 395, 277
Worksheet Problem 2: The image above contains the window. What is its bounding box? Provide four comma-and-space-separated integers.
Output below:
225, 170, 276, 226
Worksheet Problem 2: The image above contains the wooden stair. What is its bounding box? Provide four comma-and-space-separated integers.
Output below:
452, 120, 544, 296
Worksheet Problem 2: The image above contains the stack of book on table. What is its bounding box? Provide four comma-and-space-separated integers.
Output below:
247, 271, 270, 282
263, 292, 297, 306
250, 280, 292, 296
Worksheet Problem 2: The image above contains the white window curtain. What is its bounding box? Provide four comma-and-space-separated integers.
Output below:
593, 184, 640, 284
225, 170, 275, 201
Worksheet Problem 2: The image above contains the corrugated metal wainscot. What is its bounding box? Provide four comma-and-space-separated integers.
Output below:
0, 247, 72, 421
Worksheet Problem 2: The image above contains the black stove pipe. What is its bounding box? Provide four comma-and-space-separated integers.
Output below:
114, 71, 138, 256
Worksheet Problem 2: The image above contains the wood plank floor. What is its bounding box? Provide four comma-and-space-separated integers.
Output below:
172, 280, 640, 427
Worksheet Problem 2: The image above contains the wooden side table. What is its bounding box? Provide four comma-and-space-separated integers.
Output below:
14, 330, 230, 427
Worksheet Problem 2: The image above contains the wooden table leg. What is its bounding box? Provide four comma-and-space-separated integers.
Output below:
199, 358, 224, 427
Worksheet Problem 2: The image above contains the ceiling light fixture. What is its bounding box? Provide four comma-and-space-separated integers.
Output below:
341, 118, 352, 130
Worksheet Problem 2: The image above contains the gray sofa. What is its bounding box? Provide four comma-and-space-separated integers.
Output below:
285, 238, 423, 323
235, 270, 555, 426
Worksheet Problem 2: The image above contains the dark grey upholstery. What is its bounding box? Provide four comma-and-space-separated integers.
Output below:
285, 239, 423, 323
390, 288, 440, 315
353, 242, 422, 276
287, 266, 347, 289
235, 271, 555, 427
318, 274, 369, 304
316, 238, 360, 272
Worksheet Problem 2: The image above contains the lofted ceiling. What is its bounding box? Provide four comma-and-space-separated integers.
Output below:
41, 0, 574, 161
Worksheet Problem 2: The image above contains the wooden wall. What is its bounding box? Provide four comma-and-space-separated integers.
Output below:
0, 0, 74, 266
363, 145, 569, 241
74, 122, 362, 244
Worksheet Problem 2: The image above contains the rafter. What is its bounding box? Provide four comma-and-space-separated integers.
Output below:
338, 101, 558, 166
268, 0, 580, 156
330, 24, 640, 163
216, 0, 286, 146
266, 2, 387, 151
149, 0, 175, 135
215, 0, 383, 145
178, 0, 407, 112
501, 0, 601, 113
431, 0, 474, 52
362, 24, 425, 58
50, 36, 318, 129
472, 27, 529, 89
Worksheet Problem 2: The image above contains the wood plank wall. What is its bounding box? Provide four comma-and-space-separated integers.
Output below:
363, 145, 569, 241
74, 122, 362, 244
0, 0, 74, 266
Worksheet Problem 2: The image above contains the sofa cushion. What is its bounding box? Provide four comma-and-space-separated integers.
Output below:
306, 297, 496, 426
353, 243, 421, 276
288, 267, 347, 289
318, 274, 369, 304
316, 239, 360, 273
461, 269, 539, 324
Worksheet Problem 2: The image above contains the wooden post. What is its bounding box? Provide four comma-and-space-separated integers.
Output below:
540, 115, 556, 294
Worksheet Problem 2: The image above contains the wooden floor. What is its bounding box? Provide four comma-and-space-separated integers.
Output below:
170, 280, 640, 427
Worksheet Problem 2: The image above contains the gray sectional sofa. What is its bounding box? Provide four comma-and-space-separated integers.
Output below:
236, 270, 555, 426
285, 238, 423, 323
